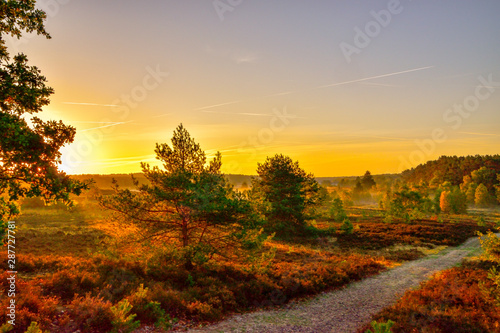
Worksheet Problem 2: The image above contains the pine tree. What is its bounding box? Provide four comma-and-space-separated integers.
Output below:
361, 170, 376, 190
252, 154, 319, 235
99, 124, 263, 269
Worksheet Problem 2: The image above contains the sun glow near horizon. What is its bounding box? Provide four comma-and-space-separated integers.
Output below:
30, 1, 499, 177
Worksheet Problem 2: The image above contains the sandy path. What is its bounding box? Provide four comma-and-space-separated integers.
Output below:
187, 235, 488, 333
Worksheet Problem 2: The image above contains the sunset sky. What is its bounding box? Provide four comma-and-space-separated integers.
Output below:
9, 1, 500, 176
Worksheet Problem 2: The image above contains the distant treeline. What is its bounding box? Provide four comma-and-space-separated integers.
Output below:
402, 155, 500, 186
70, 173, 258, 189
70, 173, 401, 190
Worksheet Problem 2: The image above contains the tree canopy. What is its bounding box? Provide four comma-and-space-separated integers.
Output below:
99, 124, 263, 269
402, 155, 500, 187
0, 0, 89, 238
361, 170, 376, 190
251, 154, 320, 235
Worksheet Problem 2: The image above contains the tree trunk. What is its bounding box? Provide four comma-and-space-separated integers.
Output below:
181, 216, 193, 270
184, 259, 194, 271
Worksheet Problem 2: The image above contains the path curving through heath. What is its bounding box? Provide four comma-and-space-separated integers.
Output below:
187, 235, 492, 333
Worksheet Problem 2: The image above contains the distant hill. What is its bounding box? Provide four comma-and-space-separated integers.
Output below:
401, 155, 500, 186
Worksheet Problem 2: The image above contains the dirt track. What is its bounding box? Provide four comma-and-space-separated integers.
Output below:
187, 235, 487, 333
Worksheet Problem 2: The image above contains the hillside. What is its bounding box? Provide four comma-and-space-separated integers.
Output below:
402, 155, 500, 186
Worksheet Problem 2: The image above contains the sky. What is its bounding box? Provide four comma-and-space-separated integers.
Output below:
8, 0, 500, 176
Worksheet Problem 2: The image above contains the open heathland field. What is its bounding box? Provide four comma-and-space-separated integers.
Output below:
1, 192, 499, 332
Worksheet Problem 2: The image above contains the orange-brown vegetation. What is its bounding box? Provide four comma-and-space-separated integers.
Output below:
336, 218, 494, 250
359, 261, 500, 333
1, 197, 497, 332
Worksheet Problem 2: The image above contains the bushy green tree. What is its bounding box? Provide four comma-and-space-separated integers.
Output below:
252, 154, 319, 235
0, 0, 89, 240
330, 197, 348, 222
388, 188, 427, 222
471, 167, 497, 194
475, 183, 493, 207
99, 124, 263, 269
440, 187, 467, 214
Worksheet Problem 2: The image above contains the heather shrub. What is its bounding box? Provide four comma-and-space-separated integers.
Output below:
65, 294, 114, 332
44, 269, 98, 301
361, 267, 500, 333
127, 284, 173, 329
147, 283, 187, 319
96, 261, 142, 302
186, 300, 220, 321
0, 279, 59, 333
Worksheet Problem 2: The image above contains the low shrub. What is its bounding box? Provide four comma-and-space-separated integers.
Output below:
44, 269, 98, 301
0, 275, 59, 333
127, 284, 173, 329
64, 294, 114, 332
359, 267, 500, 333
338, 220, 493, 250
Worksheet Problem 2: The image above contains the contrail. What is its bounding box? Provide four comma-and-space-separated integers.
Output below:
79, 121, 131, 132
316, 66, 434, 89
194, 100, 241, 111
70, 121, 121, 124
192, 66, 434, 112
201, 110, 272, 117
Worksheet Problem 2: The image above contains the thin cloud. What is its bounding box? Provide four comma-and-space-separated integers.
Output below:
316, 66, 434, 89
201, 110, 272, 117
79, 121, 132, 132
236, 54, 259, 64
459, 131, 500, 137
359, 82, 399, 88
205, 45, 259, 65
269, 91, 293, 97
193, 67, 433, 114
63, 102, 119, 107
194, 100, 241, 111
70, 121, 121, 124
80, 154, 157, 168
150, 113, 172, 119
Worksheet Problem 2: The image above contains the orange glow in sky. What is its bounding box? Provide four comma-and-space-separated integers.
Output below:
13, 1, 500, 177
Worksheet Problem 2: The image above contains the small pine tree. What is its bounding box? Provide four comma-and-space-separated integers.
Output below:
340, 218, 354, 234
330, 198, 348, 222
361, 171, 376, 190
